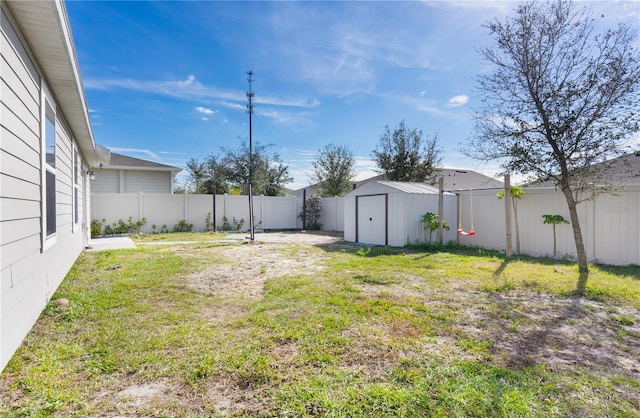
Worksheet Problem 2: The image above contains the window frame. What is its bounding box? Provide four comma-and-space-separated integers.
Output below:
41, 82, 57, 251
72, 142, 80, 231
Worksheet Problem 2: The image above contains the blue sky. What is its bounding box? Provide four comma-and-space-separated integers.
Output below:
67, 1, 639, 189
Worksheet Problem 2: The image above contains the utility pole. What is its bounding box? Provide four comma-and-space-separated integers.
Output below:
246, 70, 255, 242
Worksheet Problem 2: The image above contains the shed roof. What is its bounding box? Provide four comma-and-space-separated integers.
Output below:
377, 181, 440, 194
347, 181, 456, 197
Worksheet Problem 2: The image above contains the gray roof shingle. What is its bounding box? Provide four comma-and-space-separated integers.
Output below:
108, 153, 181, 172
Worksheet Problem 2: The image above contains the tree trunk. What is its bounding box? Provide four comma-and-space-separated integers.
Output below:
561, 188, 589, 274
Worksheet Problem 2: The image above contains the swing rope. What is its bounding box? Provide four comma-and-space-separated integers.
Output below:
458, 189, 476, 236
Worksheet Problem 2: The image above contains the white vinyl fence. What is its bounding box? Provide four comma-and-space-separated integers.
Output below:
455, 185, 640, 266
92, 186, 640, 266
91, 193, 344, 234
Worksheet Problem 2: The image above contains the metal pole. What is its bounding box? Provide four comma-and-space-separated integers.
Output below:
247, 70, 255, 242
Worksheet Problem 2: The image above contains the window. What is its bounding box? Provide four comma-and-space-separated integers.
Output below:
42, 85, 56, 248
73, 144, 80, 228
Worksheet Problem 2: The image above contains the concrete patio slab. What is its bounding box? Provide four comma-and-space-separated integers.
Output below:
86, 236, 136, 251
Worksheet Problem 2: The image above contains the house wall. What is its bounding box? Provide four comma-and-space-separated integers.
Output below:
91, 169, 118, 193
92, 169, 172, 193
1, 2, 89, 371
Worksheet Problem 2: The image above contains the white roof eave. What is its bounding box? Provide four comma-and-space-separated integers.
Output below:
6, 0, 99, 166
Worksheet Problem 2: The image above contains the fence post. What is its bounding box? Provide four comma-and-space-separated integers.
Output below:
183, 193, 188, 222
456, 193, 461, 245
437, 177, 444, 245
505, 174, 513, 258
334, 197, 339, 231
259, 195, 264, 230
138, 192, 144, 224
212, 192, 217, 233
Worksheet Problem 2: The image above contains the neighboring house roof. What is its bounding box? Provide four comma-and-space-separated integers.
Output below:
350, 169, 504, 192
105, 152, 182, 173
438, 168, 504, 191
5, 0, 107, 168
528, 152, 640, 188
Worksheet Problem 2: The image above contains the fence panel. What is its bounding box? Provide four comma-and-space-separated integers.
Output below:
143, 194, 187, 232
257, 195, 301, 230
91, 193, 140, 227
592, 186, 640, 265
320, 197, 344, 231
91, 188, 640, 265
92, 193, 309, 234
456, 186, 640, 265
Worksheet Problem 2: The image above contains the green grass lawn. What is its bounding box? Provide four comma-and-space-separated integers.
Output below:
1, 232, 638, 417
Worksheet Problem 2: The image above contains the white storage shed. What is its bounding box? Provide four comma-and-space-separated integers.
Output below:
344, 181, 457, 246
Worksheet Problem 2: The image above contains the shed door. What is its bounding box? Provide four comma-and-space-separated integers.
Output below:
357, 194, 387, 245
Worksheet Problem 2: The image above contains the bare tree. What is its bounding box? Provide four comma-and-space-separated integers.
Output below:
464, 0, 640, 281
372, 120, 442, 183
311, 143, 356, 197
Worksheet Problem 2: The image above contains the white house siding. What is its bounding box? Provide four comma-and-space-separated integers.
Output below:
92, 169, 119, 193
124, 170, 171, 193
92, 169, 171, 194
1, 2, 91, 371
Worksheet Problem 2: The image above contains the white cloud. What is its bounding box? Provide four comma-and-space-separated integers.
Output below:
447, 95, 469, 107
108, 147, 161, 161
196, 106, 217, 115
85, 74, 317, 111
177, 74, 196, 86
159, 151, 189, 155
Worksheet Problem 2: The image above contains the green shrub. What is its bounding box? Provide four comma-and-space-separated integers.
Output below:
173, 220, 193, 233
220, 216, 244, 232
298, 196, 322, 230
101, 217, 146, 236
205, 211, 213, 231
91, 219, 103, 237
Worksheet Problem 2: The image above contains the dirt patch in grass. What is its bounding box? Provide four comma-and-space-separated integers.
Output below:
455, 289, 640, 379
92, 375, 269, 416
185, 232, 341, 299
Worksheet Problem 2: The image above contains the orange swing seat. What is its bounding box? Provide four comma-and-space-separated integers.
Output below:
458, 189, 476, 237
